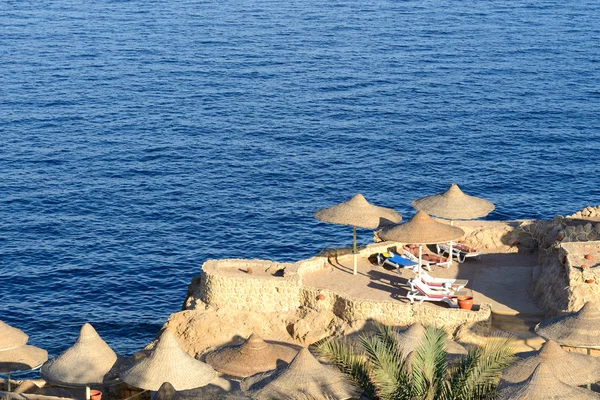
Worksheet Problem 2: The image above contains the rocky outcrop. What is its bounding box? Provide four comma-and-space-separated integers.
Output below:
164, 212, 600, 361
568, 206, 600, 220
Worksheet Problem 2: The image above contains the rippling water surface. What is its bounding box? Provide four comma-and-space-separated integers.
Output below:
1, 0, 599, 360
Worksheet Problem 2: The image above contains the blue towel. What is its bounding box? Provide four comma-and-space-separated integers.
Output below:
388, 254, 417, 267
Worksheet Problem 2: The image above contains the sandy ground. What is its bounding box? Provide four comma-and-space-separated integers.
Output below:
302, 246, 542, 316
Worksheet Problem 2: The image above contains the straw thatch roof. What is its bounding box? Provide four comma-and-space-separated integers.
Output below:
535, 302, 600, 349
41, 323, 123, 386
0, 345, 48, 373
0, 321, 29, 351
120, 329, 216, 391
314, 194, 401, 229
412, 184, 495, 220
241, 348, 357, 400
395, 323, 467, 358
152, 379, 244, 400
496, 362, 600, 399
502, 340, 600, 385
378, 210, 465, 244
153, 382, 177, 400
205, 334, 298, 378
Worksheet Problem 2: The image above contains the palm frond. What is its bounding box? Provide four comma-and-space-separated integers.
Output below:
409, 326, 449, 400
373, 321, 402, 358
448, 334, 515, 400
360, 333, 409, 400
316, 338, 377, 399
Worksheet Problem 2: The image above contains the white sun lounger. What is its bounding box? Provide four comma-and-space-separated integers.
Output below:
406, 277, 467, 308
402, 264, 468, 291
436, 243, 482, 263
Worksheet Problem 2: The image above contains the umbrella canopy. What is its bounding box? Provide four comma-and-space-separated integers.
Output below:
0, 321, 29, 352
241, 348, 357, 400
378, 210, 465, 244
153, 382, 177, 400
41, 323, 123, 386
314, 194, 401, 230
152, 380, 245, 400
205, 334, 298, 378
411, 183, 495, 220
315, 194, 401, 275
0, 345, 48, 373
120, 329, 216, 391
535, 302, 600, 349
395, 323, 467, 357
496, 362, 600, 400
502, 340, 600, 385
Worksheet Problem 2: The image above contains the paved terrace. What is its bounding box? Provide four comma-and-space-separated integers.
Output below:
303, 248, 539, 313
302, 247, 546, 351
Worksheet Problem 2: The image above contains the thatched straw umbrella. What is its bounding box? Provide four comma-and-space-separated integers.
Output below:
205, 334, 297, 378
153, 382, 177, 400
120, 330, 216, 392
496, 362, 600, 399
0, 321, 29, 351
152, 380, 247, 400
535, 302, 600, 390
241, 348, 357, 400
395, 323, 467, 359
314, 194, 401, 275
412, 183, 494, 260
411, 183, 495, 222
378, 210, 464, 274
502, 340, 600, 385
41, 323, 124, 400
535, 302, 600, 352
0, 321, 47, 392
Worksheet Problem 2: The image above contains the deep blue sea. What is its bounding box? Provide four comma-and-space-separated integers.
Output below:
1, 0, 600, 367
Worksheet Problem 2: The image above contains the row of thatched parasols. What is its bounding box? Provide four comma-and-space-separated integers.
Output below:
314, 183, 495, 274
0, 321, 48, 392
495, 301, 600, 399
1, 320, 471, 400
0, 321, 353, 399
4, 304, 600, 399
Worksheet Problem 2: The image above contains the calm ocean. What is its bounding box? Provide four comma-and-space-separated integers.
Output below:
1, 0, 599, 362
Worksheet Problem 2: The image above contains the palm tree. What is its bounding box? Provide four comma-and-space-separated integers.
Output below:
317, 323, 514, 400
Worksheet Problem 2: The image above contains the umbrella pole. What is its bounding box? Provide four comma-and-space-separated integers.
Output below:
418, 245, 423, 276
588, 348, 592, 390
7, 371, 10, 392
86, 385, 90, 400
353, 226, 357, 275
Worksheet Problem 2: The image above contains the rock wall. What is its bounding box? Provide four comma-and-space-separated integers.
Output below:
555, 241, 600, 313
524, 207, 600, 314
190, 256, 492, 330
197, 259, 301, 313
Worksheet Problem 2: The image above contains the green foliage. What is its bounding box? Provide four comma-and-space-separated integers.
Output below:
316, 337, 377, 399
317, 324, 515, 400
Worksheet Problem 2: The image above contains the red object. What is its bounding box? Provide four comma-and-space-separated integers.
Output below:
585, 254, 594, 260
557, 235, 564, 241
562, 256, 567, 265
90, 390, 102, 400
457, 296, 474, 310
316, 294, 325, 301
582, 264, 589, 269
586, 279, 595, 284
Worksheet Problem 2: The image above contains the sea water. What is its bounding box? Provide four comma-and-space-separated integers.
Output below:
1, 0, 599, 359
